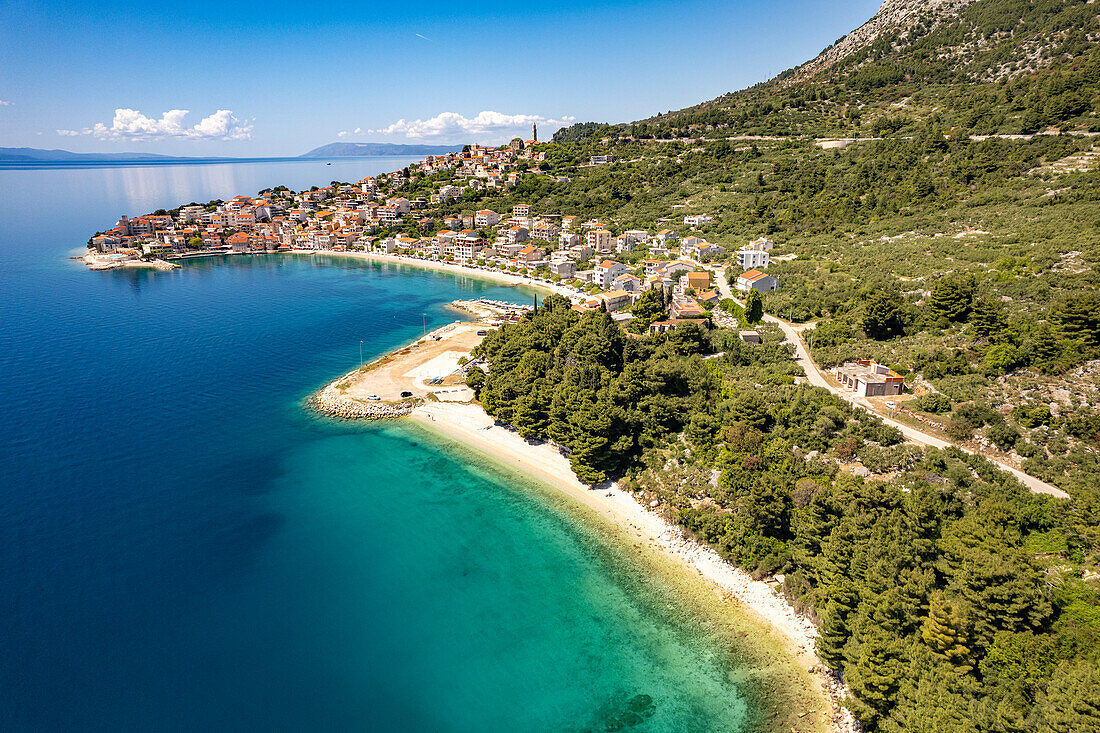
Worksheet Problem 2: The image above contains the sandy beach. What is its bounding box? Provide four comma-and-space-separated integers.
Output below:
409, 401, 859, 733
307, 272, 858, 731
295, 249, 584, 301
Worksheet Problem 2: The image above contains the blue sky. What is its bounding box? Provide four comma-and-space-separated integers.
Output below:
0, 0, 880, 155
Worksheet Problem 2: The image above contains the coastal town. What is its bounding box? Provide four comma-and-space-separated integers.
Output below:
83, 128, 783, 328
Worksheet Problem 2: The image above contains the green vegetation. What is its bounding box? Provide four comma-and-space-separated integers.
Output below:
457, 12, 1100, 726
474, 296, 1100, 731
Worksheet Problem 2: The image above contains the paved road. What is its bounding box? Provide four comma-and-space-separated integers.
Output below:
708, 266, 1070, 498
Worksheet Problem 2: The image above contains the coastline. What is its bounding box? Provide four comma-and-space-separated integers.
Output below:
305, 289, 859, 732
408, 401, 859, 733
293, 249, 583, 301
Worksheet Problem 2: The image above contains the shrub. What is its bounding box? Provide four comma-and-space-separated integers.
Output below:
915, 392, 952, 414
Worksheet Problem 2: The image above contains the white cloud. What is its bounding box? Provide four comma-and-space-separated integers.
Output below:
368, 110, 575, 143
337, 130, 349, 137
0, 99, 12, 106
58, 108, 253, 141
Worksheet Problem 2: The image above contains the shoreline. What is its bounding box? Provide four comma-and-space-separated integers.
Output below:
408, 401, 859, 733
294, 249, 584, 301
304, 283, 858, 731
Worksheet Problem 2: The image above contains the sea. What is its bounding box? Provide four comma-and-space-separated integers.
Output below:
0, 156, 764, 731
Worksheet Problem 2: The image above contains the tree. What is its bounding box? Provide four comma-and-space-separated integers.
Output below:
845, 628, 905, 724
630, 287, 666, 325
816, 597, 853, 669
862, 290, 905, 339
1052, 293, 1100, 349
969, 295, 1005, 339
1037, 661, 1100, 733
921, 592, 971, 669
465, 365, 486, 394
744, 289, 763, 323
984, 343, 1026, 372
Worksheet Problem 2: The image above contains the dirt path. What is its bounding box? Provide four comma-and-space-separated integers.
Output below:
708, 267, 1070, 498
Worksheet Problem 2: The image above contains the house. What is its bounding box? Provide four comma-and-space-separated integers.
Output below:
656, 229, 678, 245
670, 301, 707, 318
650, 318, 707, 334
594, 260, 629, 287
454, 239, 487, 262
516, 245, 546, 264
737, 237, 773, 269
695, 289, 720, 306
559, 232, 581, 249
835, 360, 905, 397
736, 269, 778, 292
683, 214, 714, 226
549, 260, 576, 278
600, 289, 634, 312
530, 221, 560, 242
739, 330, 762, 344
503, 226, 529, 244
474, 210, 499, 227
586, 229, 613, 252
561, 215, 578, 230
612, 274, 643, 292
736, 247, 770, 270
685, 271, 711, 292
513, 203, 531, 217
226, 231, 251, 252
590, 155, 614, 165
680, 236, 724, 260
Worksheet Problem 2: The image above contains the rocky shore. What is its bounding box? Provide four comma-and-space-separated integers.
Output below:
311, 369, 419, 419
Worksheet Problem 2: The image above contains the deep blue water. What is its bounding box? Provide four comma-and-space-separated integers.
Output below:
0, 159, 759, 731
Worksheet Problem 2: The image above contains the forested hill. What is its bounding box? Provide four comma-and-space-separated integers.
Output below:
599, 0, 1099, 139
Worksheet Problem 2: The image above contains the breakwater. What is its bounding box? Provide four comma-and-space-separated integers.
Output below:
311, 371, 418, 419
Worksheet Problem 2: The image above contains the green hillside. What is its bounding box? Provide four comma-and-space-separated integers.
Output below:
634, 0, 1099, 138
433, 2, 1100, 730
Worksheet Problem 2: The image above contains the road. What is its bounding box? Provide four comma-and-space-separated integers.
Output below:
707, 266, 1070, 498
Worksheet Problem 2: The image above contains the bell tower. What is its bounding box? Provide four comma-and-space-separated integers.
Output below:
532, 123, 537, 142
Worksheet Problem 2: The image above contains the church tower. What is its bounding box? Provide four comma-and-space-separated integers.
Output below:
532, 123, 537, 142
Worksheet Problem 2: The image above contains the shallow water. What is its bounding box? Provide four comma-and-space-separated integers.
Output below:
0, 159, 761, 730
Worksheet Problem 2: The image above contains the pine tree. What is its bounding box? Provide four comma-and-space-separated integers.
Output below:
969, 295, 1005, 339
928, 276, 974, 322
921, 592, 971, 670
862, 290, 905, 339
1037, 661, 1100, 733
816, 598, 852, 669
845, 628, 905, 725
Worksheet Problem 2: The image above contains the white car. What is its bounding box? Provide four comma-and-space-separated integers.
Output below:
885, 400, 896, 409
366, 394, 381, 401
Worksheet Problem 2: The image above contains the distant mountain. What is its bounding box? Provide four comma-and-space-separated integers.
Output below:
299, 142, 463, 158
0, 147, 201, 163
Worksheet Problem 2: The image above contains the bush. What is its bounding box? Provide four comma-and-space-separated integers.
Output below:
987, 421, 1021, 451
915, 392, 952, 414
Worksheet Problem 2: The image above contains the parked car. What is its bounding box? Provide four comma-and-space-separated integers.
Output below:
366, 394, 380, 401
476, 330, 488, 336
400, 391, 413, 398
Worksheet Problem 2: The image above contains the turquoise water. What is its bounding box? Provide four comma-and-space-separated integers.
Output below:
0, 160, 763, 731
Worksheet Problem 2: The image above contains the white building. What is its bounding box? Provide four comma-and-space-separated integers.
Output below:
595, 259, 629, 287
